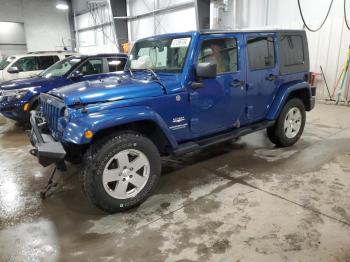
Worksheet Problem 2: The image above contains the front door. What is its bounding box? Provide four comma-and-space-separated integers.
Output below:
245, 33, 279, 122
6, 56, 39, 81
190, 34, 246, 136
77, 58, 106, 81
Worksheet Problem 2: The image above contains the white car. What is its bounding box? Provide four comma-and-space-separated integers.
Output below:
0, 51, 77, 83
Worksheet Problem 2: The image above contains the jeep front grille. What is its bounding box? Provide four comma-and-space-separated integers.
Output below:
40, 93, 65, 136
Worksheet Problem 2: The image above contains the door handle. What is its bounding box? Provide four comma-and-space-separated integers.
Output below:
191, 81, 203, 89
231, 79, 245, 88
266, 74, 277, 81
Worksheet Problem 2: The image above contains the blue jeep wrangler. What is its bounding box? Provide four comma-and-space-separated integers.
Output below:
29, 30, 315, 212
0, 53, 127, 125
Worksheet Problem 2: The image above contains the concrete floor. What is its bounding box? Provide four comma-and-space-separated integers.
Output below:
0, 103, 350, 262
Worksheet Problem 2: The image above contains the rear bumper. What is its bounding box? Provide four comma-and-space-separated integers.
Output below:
310, 86, 316, 110
310, 96, 316, 110
29, 111, 66, 167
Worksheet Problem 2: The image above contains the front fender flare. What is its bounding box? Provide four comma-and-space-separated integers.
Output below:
62, 106, 178, 148
266, 82, 311, 120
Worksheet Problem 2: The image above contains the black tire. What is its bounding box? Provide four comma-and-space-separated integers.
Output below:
80, 131, 161, 213
267, 98, 306, 147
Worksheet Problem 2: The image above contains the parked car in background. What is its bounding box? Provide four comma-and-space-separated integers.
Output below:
0, 53, 128, 125
0, 51, 77, 83
29, 30, 315, 213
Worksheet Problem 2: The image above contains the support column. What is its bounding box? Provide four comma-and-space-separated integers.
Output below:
109, 0, 128, 49
195, 0, 211, 30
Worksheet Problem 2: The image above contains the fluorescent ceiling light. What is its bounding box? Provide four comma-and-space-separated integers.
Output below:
56, 1, 69, 10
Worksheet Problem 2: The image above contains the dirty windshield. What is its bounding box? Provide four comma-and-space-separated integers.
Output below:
39, 57, 82, 78
0, 56, 16, 70
127, 36, 192, 73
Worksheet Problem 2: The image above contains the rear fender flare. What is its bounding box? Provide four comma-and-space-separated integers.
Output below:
267, 82, 311, 120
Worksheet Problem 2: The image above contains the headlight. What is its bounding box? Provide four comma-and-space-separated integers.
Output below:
1, 87, 36, 101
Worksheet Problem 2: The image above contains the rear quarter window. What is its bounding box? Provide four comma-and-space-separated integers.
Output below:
278, 32, 310, 75
281, 35, 304, 66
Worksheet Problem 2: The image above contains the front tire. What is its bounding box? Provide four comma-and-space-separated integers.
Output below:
81, 131, 161, 213
267, 98, 306, 147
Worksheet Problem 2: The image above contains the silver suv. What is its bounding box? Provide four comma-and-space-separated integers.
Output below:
0, 51, 77, 82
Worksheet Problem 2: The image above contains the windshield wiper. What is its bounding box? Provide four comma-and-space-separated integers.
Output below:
145, 69, 168, 94
144, 68, 160, 81
127, 68, 134, 78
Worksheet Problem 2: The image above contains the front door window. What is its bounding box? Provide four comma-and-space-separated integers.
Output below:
197, 38, 238, 74
13, 57, 37, 72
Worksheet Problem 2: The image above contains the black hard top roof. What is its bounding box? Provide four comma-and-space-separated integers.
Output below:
72, 53, 128, 59
199, 29, 306, 35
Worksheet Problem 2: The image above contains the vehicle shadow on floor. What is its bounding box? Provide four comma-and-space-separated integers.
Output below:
41, 131, 313, 220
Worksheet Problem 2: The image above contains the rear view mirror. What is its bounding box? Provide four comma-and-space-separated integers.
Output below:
7, 66, 19, 74
196, 62, 217, 79
70, 70, 83, 80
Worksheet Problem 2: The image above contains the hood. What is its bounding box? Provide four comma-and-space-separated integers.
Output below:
49, 75, 166, 106
0, 76, 56, 90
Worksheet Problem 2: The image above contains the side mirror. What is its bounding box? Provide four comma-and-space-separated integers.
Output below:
196, 62, 217, 79
69, 70, 83, 80
7, 66, 19, 74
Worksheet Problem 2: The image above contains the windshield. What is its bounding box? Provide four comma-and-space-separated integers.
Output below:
126, 36, 192, 72
38, 56, 82, 78
0, 56, 16, 70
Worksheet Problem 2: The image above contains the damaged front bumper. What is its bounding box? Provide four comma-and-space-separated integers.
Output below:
29, 111, 66, 167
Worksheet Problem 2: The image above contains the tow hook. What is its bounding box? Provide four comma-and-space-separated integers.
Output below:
30, 149, 38, 157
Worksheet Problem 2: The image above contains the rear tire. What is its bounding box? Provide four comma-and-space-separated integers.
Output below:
80, 131, 161, 213
267, 98, 306, 147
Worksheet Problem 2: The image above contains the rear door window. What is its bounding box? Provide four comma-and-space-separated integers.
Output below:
37, 56, 59, 70
247, 36, 275, 70
107, 57, 126, 72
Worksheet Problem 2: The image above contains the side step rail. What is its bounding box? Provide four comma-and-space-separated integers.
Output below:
173, 120, 275, 156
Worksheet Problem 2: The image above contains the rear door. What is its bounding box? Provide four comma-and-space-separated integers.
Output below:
245, 33, 279, 122
190, 34, 246, 135
75, 58, 105, 81
71, 57, 117, 83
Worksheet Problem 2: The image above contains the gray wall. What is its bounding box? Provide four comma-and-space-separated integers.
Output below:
0, 22, 26, 58
0, 0, 72, 52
